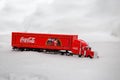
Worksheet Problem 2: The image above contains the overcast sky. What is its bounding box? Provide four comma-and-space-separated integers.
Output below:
0, 0, 120, 36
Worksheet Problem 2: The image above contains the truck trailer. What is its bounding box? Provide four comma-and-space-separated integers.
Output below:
12, 32, 97, 58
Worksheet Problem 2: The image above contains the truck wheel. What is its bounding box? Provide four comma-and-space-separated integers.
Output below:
12, 47, 15, 50
66, 53, 71, 56
78, 55, 82, 57
60, 52, 64, 55
25, 48, 29, 51
19, 48, 24, 51
37, 49, 43, 52
12, 47, 17, 51
70, 53, 73, 56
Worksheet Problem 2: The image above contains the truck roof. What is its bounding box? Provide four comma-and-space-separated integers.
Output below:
12, 32, 78, 37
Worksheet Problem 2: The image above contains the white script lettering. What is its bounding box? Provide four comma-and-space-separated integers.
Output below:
20, 37, 35, 43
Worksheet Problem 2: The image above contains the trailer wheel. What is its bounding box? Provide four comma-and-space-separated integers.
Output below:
60, 52, 64, 55
12, 47, 17, 51
37, 49, 43, 52
25, 48, 31, 51
66, 53, 71, 56
70, 53, 73, 56
12, 47, 15, 50
19, 48, 24, 51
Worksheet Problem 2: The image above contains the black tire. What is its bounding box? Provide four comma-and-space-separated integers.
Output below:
37, 49, 43, 52
66, 53, 70, 56
78, 55, 82, 57
12, 47, 17, 51
19, 48, 24, 51
60, 52, 64, 55
25, 48, 30, 51
70, 53, 73, 56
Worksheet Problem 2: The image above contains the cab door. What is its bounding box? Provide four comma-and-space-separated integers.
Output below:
72, 40, 81, 55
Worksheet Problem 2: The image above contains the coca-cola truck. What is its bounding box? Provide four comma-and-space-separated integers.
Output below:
12, 32, 97, 58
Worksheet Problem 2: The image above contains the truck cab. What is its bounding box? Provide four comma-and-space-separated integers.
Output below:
72, 39, 94, 58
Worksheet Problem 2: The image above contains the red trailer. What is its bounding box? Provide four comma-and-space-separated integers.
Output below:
12, 32, 97, 58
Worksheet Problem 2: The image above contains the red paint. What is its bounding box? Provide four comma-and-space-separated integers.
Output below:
12, 32, 95, 58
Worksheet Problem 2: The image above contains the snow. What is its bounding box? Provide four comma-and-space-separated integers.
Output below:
0, 0, 120, 80
0, 34, 120, 80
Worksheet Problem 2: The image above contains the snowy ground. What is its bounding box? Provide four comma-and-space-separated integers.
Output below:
0, 0, 120, 80
0, 34, 120, 80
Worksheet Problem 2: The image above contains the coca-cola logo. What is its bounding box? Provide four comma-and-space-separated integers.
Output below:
20, 37, 35, 43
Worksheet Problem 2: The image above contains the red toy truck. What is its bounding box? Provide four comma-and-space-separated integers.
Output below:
12, 32, 97, 58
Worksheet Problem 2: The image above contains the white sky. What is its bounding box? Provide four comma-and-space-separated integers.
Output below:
0, 0, 120, 36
